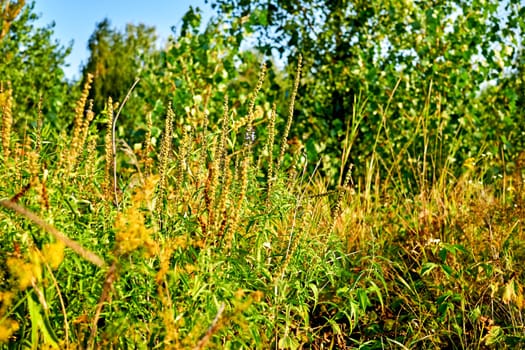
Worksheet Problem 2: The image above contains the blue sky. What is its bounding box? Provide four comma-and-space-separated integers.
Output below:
33, 0, 212, 80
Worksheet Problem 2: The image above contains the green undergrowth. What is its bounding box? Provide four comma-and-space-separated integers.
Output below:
1, 61, 524, 349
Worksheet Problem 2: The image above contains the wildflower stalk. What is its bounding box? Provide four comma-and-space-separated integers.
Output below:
143, 111, 153, 176
331, 164, 354, 233
65, 73, 93, 173
158, 103, 175, 214
1, 87, 13, 160
111, 77, 140, 208
245, 63, 267, 140
265, 104, 277, 204
104, 97, 114, 202
276, 55, 302, 172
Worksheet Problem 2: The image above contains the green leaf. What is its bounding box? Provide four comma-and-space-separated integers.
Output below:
357, 288, 372, 310
309, 283, 319, 308
278, 333, 300, 350
439, 248, 448, 263
421, 262, 439, 276
28, 294, 59, 347
483, 326, 505, 345
440, 264, 454, 277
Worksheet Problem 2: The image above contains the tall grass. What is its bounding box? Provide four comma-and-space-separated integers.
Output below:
0, 59, 524, 349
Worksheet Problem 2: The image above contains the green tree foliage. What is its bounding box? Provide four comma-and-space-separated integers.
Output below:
81, 18, 158, 117
209, 0, 525, 184
0, 0, 70, 126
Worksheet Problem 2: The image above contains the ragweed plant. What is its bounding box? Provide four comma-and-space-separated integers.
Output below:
0, 86, 13, 161
104, 97, 114, 203
331, 164, 354, 233
244, 62, 266, 146
142, 111, 154, 176
226, 155, 249, 248
262, 103, 277, 203
157, 104, 174, 212
276, 55, 302, 173
216, 157, 233, 238
61, 73, 93, 174
83, 136, 98, 186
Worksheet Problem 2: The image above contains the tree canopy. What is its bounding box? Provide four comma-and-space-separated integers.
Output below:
0, 0, 70, 126
209, 0, 525, 183
81, 18, 158, 117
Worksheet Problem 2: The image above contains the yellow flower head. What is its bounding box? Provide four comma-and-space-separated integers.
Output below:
6, 256, 41, 291
115, 207, 153, 255
0, 319, 19, 343
0, 291, 15, 315
42, 242, 65, 270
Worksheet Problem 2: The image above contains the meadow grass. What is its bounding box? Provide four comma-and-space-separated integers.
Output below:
0, 61, 524, 349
